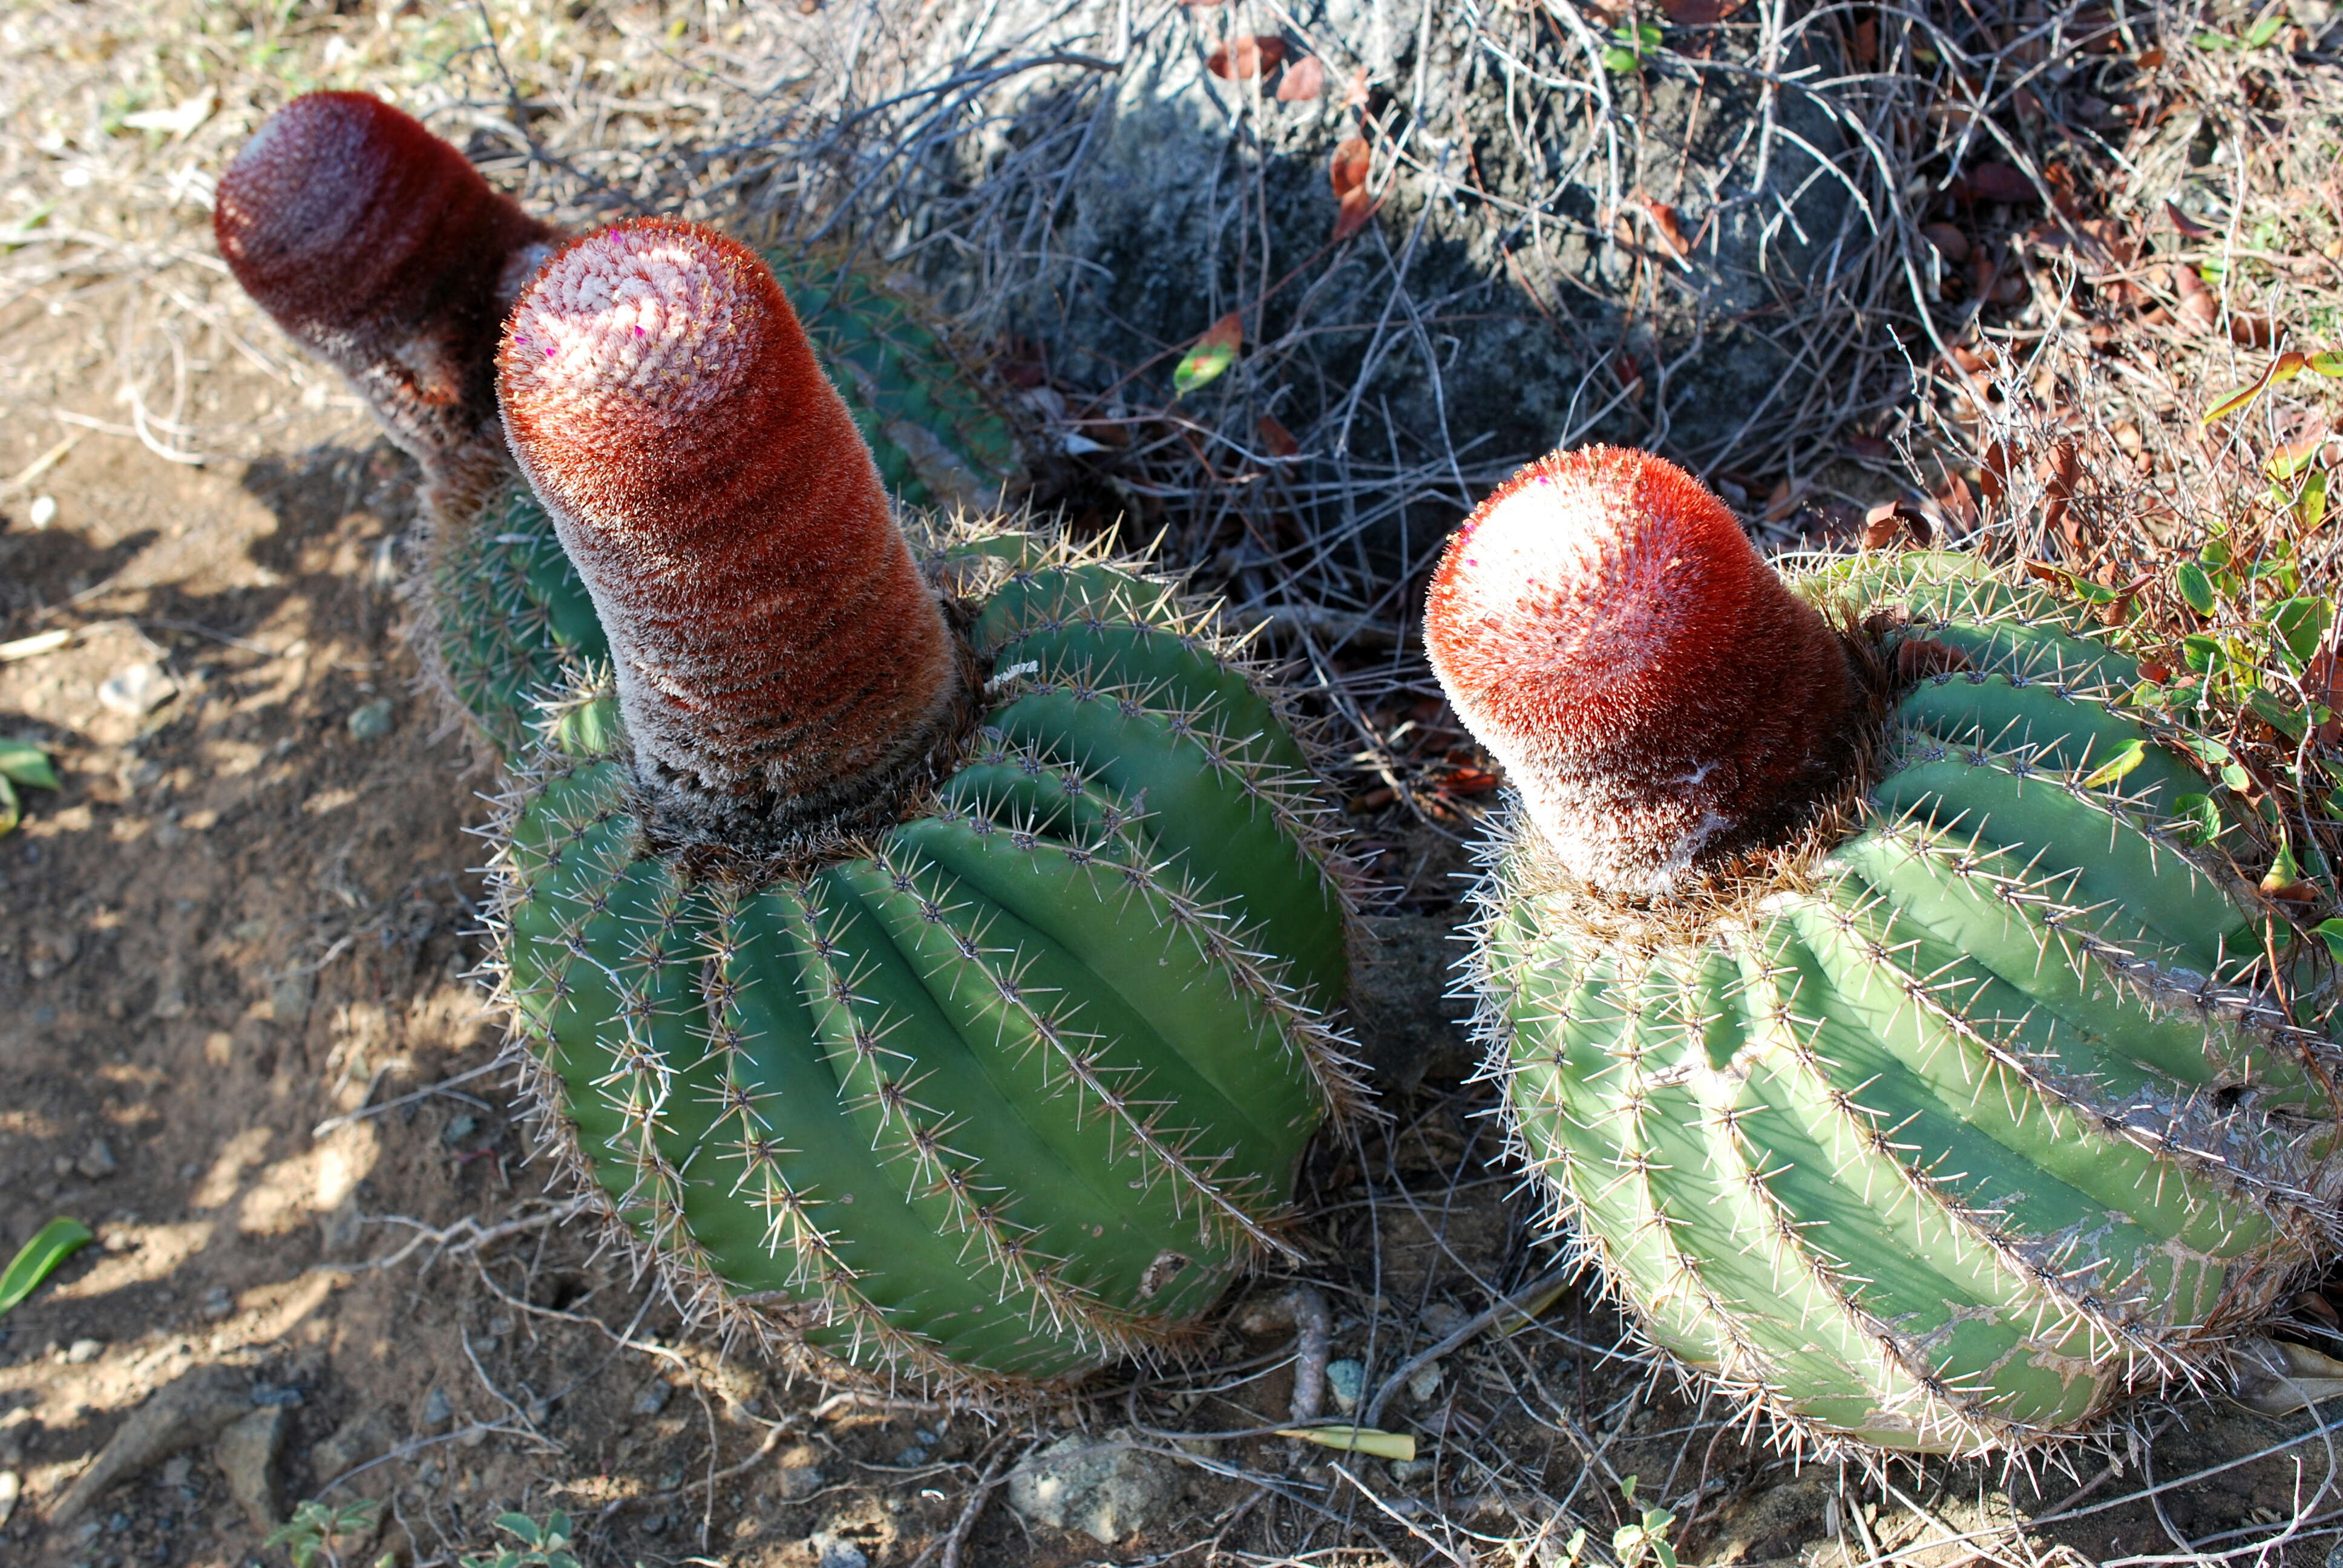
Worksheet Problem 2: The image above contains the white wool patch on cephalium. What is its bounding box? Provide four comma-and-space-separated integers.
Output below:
504, 226, 753, 419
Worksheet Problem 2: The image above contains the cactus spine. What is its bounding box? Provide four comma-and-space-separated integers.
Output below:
215, 94, 1017, 759
489, 221, 1358, 1386
1432, 446, 2343, 1453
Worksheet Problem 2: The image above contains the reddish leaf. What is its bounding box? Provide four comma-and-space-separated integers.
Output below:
1846, 434, 1892, 460
1639, 196, 1690, 263
1443, 766, 1502, 795
1657, 0, 1742, 21
2203, 351, 2311, 424
1979, 438, 2014, 506
1897, 638, 1972, 681
2136, 45, 2166, 67
2139, 659, 2172, 683
1863, 498, 1932, 549
1849, 16, 1878, 66
2164, 200, 2214, 238
1934, 474, 1980, 534
2170, 263, 2221, 331
1919, 222, 1970, 264
1333, 186, 1378, 243
1330, 136, 1371, 198
2039, 439, 2082, 549
1964, 162, 2036, 203
1257, 414, 1299, 457
1208, 34, 1286, 79
1276, 54, 1326, 100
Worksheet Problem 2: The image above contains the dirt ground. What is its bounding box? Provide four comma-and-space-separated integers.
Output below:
10, 3, 2343, 1567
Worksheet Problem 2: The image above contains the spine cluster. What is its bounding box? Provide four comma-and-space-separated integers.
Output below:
496, 219, 970, 858
213, 91, 555, 518
1424, 446, 1860, 895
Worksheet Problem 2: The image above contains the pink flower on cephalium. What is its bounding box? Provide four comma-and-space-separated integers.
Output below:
214, 92, 555, 512
497, 218, 970, 860
1425, 446, 1859, 896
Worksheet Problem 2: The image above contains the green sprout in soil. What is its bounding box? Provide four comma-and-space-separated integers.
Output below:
0, 738, 58, 837
0, 1217, 92, 1318
264, 1499, 384, 1568
460, 1511, 582, 1568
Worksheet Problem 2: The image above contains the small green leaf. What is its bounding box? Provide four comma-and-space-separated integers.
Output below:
0, 774, 17, 837
1602, 44, 1641, 71
1, 1217, 93, 1316
2249, 688, 2310, 740
2182, 633, 2224, 674
2223, 761, 2255, 792
1173, 312, 1242, 397
1620, 1474, 1639, 1501
2245, 12, 2286, 47
2173, 792, 2223, 844
2175, 562, 2218, 615
2310, 350, 2343, 377
1274, 1425, 1417, 1460
2178, 731, 2236, 766
1653, 1541, 1680, 1568
2318, 918, 2343, 962
2272, 596, 2332, 665
2082, 739, 2148, 789
497, 1514, 543, 1546
2200, 537, 2233, 568
2302, 471, 2329, 531
0, 740, 57, 791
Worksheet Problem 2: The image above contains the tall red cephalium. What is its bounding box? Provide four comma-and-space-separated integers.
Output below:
497, 217, 968, 857
213, 92, 557, 514
1424, 446, 1861, 897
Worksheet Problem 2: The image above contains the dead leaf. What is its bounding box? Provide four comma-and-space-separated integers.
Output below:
1333, 187, 1378, 243
1657, 0, 1742, 21
2164, 200, 2214, 238
1919, 222, 1970, 264
1276, 54, 1325, 100
1846, 434, 1892, 460
1639, 196, 1690, 263
1258, 415, 1299, 457
1863, 498, 1932, 550
1761, 477, 1806, 523
1964, 162, 2036, 204
2171, 263, 2220, 330
1979, 439, 2014, 506
2135, 45, 2165, 68
2039, 439, 2082, 549
1849, 16, 1878, 66
1933, 474, 1980, 534
1208, 34, 1286, 79
1343, 66, 1370, 110
1330, 137, 1371, 198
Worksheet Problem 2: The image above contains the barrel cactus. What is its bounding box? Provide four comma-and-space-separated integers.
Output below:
485, 218, 1360, 1387
1427, 445, 2343, 1453
217, 93, 1017, 757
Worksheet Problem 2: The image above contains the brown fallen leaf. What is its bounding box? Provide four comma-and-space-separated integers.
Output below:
1863, 498, 1932, 550
1657, 0, 1743, 22
1964, 162, 2036, 204
1208, 34, 1286, 79
1343, 65, 1370, 110
1330, 136, 1371, 198
1849, 16, 1878, 66
1276, 54, 1325, 100
1640, 195, 1690, 263
1258, 414, 1299, 457
1919, 222, 1970, 264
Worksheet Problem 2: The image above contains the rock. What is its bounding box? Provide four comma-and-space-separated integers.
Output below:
1006, 1430, 1177, 1545
422, 1388, 453, 1429
808, 1529, 867, 1568
346, 699, 394, 741
212, 1406, 286, 1532
27, 494, 56, 530
0, 1405, 33, 1465
98, 663, 176, 717
74, 1141, 117, 1180
0, 1469, 18, 1529
1349, 911, 1478, 1093
269, 969, 312, 1024
1325, 1359, 1364, 1415
160, 1455, 191, 1488
65, 1338, 102, 1365
317, 1196, 364, 1257
25, 930, 78, 981
775, 1443, 826, 1501
1389, 1457, 1435, 1488
200, 1286, 235, 1321
310, 1411, 396, 1483
1404, 1359, 1443, 1405
631, 1379, 672, 1417
51, 1365, 250, 1524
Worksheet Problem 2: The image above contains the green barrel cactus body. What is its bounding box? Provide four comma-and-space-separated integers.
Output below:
428, 257, 1018, 757
493, 523, 1357, 1385
1476, 553, 2343, 1452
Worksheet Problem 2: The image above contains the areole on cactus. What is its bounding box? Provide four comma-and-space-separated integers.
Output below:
216, 92, 1016, 758
486, 220, 1362, 1386
1429, 445, 2343, 1454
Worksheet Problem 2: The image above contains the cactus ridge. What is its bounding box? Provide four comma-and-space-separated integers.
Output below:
1470, 550, 2343, 1455
485, 515, 1363, 1393
418, 253, 1020, 761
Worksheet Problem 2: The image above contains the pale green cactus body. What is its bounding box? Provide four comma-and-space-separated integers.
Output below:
1474, 552, 2343, 1452
493, 522, 1358, 1385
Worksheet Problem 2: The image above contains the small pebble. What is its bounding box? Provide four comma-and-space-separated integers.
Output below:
97, 663, 175, 717
641, 1514, 667, 1536
66, 1338, 103, 1365
894, 1446, 928, 1467
442, 1113, 478, 1146
76, 1140, 118, 1180
346, 699, 394, 741
424, 1388, 453, 1428
1404, 1359, 1443, 1404
1325, 1358, 1365, 1415
631, 1381, 672, 1417
200, 1287, 234, 1321
0, 1470, 19, 1529
27, 494, 56, 530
